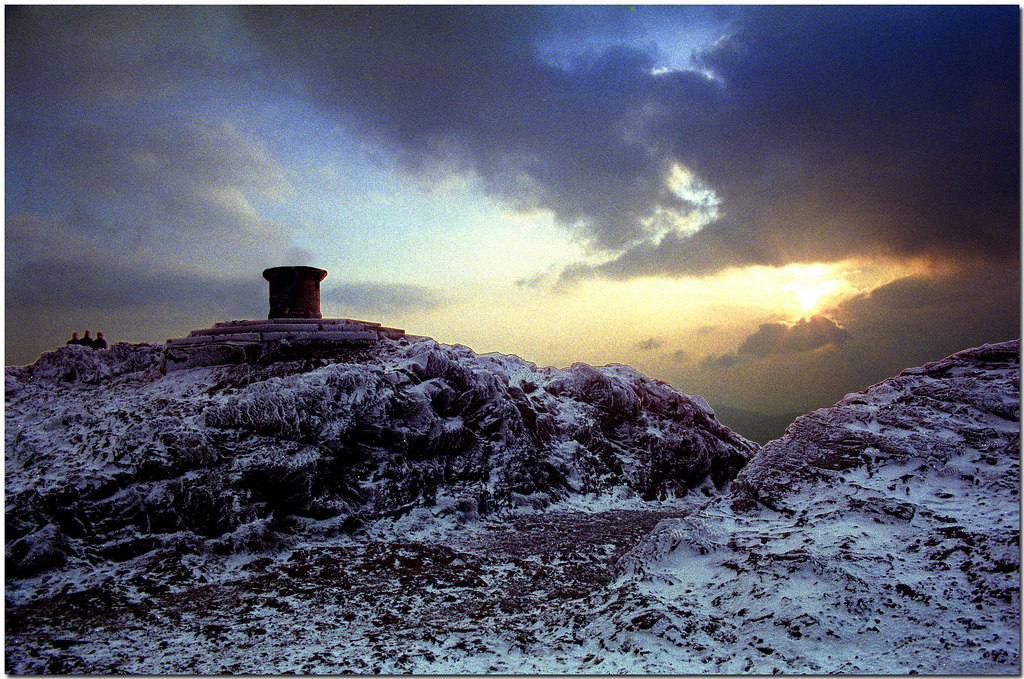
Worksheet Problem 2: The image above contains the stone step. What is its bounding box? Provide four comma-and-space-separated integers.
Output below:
166, 335, 259, 347
260, 330, 379, 343
167, 330, 382, 347
164, 315, 406, 357
212, 318, 383, 328
192, 323, 324, 337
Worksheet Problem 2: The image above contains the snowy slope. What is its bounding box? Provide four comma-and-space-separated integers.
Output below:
590, 340, 1020, 673
5, 338, 1018, 673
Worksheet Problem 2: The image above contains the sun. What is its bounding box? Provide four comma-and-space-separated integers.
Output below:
781, 275, 844, 314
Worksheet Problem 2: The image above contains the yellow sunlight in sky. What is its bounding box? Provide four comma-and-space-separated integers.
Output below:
778, 265, 852, 315
398, 257, 932, 375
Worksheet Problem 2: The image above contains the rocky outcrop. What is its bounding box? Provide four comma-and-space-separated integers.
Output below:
596, 340, 1020, 674
5, 336, 757, 575
5, 338, 1018, 674
731, 340, 1020, 513
7, 342, 164, 384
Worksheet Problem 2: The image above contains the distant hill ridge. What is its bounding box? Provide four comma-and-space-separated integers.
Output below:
708, 404, 806, 445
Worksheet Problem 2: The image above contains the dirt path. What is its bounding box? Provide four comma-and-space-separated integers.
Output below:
7, 507, 690, 673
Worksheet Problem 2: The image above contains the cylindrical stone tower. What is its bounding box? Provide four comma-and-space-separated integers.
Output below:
262, 266, 328, 319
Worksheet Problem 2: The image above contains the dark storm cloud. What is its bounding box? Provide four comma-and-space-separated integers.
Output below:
7, 119, 293, 276
12, 6, 1015, 279
737, 315, 850, 358
561, 220, 768, 283
681, 5, 1020, 267
841, 274, 994, 319
836, 265, 1020, 351
635, 337, 663, 351
245, 6, 1017, 278
700, 353, 740, 371
322, 283, 454, 315
6, 5, 257, 109
569, 6, 1019, 281
6, 259, 264, 317
244, 6, 714, 252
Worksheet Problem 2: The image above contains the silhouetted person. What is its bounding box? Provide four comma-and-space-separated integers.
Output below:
66, 333, 80, 346
82, 330, 93, 349
93, 332, 107, 350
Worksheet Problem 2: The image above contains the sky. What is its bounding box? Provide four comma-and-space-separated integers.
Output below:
5, 5, 1020, 425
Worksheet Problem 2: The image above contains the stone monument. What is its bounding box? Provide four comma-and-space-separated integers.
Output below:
263, 266, 328, 319
161, 266, 406, 372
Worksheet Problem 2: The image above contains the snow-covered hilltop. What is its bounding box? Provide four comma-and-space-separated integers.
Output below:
597, 340, 1020, 673
5, 337, 1019, 673
5, 335, 755, 577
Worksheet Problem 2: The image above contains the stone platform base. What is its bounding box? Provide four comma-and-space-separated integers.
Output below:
161, 318, 405, 372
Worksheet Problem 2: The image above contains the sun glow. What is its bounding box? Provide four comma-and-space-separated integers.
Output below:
389, 258, 932, 385
783, 277, 845, 313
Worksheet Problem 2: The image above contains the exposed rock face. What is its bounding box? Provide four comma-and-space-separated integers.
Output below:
5, 336, 756, 575
597, 340, 1020, 673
